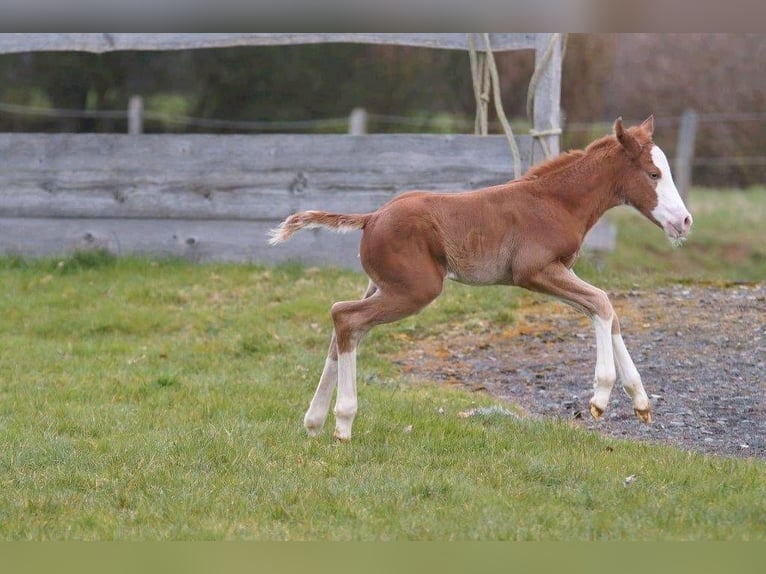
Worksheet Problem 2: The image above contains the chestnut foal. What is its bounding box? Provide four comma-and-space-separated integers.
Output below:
270, 116, 692, 441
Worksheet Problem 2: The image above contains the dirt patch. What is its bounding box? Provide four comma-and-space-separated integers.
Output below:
394, 283, 766, 459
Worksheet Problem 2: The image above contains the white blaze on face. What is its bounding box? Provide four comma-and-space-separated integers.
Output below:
650, 145, 693, 243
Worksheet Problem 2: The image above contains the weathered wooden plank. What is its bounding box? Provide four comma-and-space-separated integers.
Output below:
0, 134, 530, 220
0, 33, 536, 55
531, 33, 563, 164
0, 217, 365, 269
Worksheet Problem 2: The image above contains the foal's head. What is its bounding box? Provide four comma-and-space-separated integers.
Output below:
613, 116, 693, 245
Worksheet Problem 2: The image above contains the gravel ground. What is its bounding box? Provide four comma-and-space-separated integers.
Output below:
395, 282, 766, 459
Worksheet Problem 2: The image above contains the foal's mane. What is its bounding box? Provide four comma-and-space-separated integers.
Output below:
522, 150, 585, 179
522, 133, 617, 180
520, 122, 655, 182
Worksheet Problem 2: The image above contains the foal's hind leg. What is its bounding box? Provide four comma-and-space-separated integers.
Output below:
303, 281, 377, 436
331, 275, 443, 441
303, 331, 339, 436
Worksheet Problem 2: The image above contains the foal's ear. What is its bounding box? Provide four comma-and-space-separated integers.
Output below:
640, 115, 655, 136
614, 116, 642, 159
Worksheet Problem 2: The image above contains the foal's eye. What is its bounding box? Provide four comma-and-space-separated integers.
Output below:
648, 172, 660, 180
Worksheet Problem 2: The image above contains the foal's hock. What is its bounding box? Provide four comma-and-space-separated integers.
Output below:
270, 116, 692, 441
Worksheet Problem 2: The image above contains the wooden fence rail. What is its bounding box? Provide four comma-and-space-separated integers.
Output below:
0, 33, 537, 55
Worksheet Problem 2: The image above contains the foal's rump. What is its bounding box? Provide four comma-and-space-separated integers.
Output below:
268, 193, 452, 293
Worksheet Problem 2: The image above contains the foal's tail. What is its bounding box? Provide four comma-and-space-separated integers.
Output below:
268, 210, 370, 245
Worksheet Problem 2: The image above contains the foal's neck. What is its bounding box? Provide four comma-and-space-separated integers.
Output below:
534, 143, 622, 234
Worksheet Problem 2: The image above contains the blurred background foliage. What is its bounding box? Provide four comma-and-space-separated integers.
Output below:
0, 34, 763, 187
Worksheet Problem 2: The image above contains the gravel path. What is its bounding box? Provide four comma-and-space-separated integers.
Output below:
395, 282, 766, 459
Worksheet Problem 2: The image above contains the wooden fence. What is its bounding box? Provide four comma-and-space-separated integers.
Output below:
0, 132, 537, 268
0, 33, 571, 269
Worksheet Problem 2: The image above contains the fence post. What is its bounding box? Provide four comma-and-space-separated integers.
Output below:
675, 108, 698, 202
531, 33, 563, 165
128, 95, 144, 134
348, 107, 367, 135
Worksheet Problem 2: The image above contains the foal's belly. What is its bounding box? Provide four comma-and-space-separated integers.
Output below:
445, 261, 513, 286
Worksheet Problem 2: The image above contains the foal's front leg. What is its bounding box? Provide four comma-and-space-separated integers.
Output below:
611, 315, 652, 422
590, 313, 617, 419
593, 313, 652, 422
525, 263, 651, 422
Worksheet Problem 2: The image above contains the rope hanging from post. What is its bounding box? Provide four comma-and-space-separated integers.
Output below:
468, 33, 522, 179
468, 34, 489, 136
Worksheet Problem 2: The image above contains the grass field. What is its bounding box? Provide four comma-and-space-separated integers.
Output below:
0, 188, 764, 540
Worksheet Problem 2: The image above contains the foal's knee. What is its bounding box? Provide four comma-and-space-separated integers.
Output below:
591, 289, 614, 322
595, 364, 617, 389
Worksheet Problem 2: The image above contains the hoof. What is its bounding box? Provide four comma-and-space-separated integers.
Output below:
332, 430, 351, 443
304, 416, 324, 437
635, 408, 652, 423
589, 403, 604, 420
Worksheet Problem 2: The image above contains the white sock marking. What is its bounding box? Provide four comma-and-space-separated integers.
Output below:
333, 351, 358, 441
304, 356, 338, 435
591, 314, 617, 411
612, 334, 650, 411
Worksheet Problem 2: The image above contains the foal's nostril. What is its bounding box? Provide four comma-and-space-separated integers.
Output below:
683, 215, 692, 232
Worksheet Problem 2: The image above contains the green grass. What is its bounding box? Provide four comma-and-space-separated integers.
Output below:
0, 188, 764, 540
